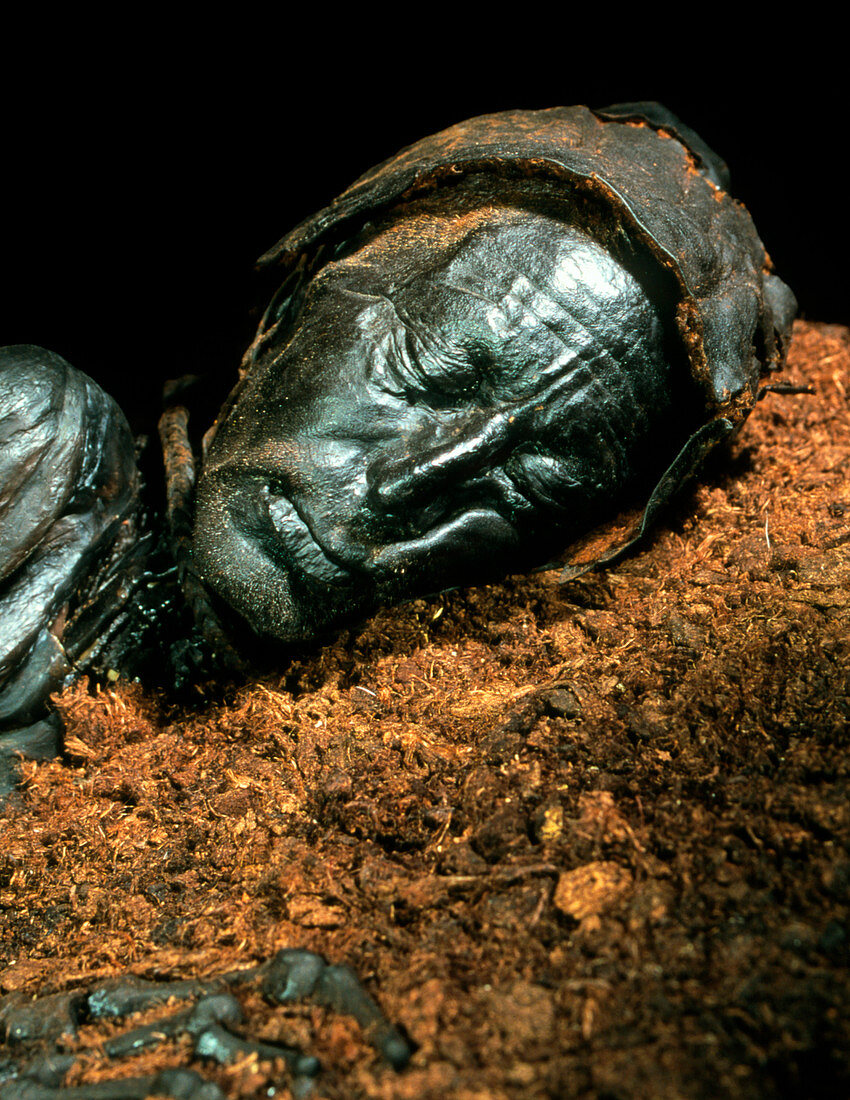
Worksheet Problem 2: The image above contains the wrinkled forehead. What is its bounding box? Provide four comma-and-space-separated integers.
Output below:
308, 196, 659, 393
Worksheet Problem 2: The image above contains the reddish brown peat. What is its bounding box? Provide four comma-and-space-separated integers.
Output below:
1, 320, 848, 1098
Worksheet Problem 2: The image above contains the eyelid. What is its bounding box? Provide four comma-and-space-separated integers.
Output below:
388, 317, 486, 403
361, 291, 486, 403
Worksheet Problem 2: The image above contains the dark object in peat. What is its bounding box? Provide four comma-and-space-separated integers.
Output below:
0, 346, 142, 793
1, 102, 795, 771
0, 948, 414, 1098
0, 101, 801, 1098
193, 102, 796, 644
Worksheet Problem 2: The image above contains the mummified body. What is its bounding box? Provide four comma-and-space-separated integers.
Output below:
0, 103, 796, 793
194, 178, 698, 642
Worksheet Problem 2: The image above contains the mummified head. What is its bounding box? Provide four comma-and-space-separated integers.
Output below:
193, 186, 693, 644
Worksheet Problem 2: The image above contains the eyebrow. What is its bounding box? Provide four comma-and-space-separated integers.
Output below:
425, 266, 631, 398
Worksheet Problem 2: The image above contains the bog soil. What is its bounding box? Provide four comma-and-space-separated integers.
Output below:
1, 321, 848, 1098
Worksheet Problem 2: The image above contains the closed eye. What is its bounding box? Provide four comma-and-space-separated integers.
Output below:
365, 293, 492, 408
391, 323, 487, 404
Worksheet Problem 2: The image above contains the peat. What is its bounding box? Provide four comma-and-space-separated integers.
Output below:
1, 320, 848, 1099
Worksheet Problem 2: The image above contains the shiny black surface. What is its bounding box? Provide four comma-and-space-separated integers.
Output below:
0, 347, 140, 791
195, 187, 686, 641
193, 103, 793, 643
0, 103, 795, 775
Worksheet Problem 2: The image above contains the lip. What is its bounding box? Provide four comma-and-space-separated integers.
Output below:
369, 504, 520, 578
260, 485, 350, 585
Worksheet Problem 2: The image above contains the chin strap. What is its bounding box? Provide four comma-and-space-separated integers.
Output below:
560, 417, 737, 582
158, 383, 245, 674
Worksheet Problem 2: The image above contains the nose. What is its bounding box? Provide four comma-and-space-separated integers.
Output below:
369, 408, 519, 508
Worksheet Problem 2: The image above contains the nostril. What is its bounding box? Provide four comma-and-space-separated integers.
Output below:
371, 465, 418, 507
365, 446, 421, 507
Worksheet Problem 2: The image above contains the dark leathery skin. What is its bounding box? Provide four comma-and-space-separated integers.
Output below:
0, 346, 139, 790
195, 186, 692, 642
0, 103, 797, 744
194, 103, 795, 644
0, 100, 797, 1094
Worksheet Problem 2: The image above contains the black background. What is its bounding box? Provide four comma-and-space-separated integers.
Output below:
2, 25, 843, 436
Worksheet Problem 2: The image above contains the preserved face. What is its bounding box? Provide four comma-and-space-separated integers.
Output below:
193, 200, 679, 643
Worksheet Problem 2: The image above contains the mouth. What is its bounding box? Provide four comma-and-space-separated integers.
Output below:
260, 485, 350, 586
193, 469, 362, 644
